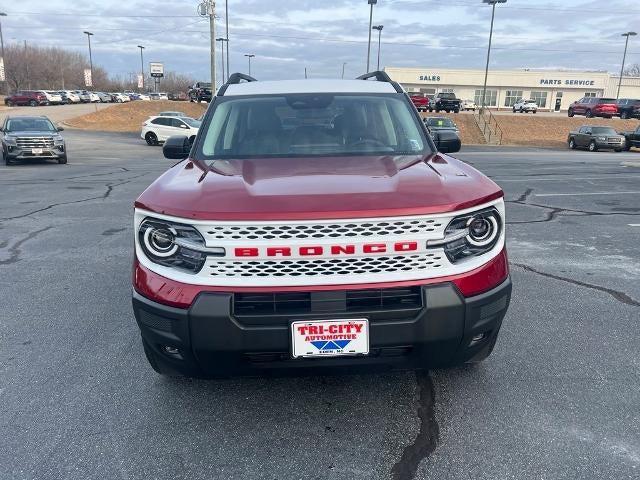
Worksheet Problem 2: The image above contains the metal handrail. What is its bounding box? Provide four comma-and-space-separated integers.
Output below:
475, 107, 503, 144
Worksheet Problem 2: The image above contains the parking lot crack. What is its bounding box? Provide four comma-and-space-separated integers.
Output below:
390, 371, 440, 480
514, 188, 534, 203
0, 226, 52, 265
512, 263, 640, 307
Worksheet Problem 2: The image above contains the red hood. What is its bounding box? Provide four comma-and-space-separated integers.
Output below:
135, 154, 503, 220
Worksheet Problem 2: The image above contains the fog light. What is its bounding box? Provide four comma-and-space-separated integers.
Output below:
469, 333, 486, 346
163, 345, 180, 355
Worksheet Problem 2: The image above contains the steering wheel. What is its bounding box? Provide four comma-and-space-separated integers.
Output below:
350, 137, 388, 148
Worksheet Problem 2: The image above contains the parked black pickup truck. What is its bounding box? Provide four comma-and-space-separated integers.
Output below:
429, 92, 461, 113
622, 124, 640, 151
188, 82, 213, 103
568, 125, 626, 152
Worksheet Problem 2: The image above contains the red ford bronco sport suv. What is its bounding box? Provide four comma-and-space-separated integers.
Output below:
132, 72, 511, 377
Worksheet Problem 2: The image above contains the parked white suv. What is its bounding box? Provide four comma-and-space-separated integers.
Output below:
141, 115, 201, 145
40, 91, 64, 105
461, 99, 477, 111
60, 90, 81, 103
513, 99, 538, 113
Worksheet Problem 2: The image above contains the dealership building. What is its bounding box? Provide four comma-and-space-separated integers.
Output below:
385, 67, 640, 111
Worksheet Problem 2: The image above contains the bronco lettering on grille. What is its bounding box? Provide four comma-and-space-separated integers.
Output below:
234, 242, 418, 257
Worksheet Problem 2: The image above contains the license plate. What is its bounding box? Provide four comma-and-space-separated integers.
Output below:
31, 148, 43, 154
291, 319, 369, 358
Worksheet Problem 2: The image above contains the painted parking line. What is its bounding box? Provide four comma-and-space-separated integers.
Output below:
496, 175, 640, 182
630, 224, 640, 227
534, 191, 640, 197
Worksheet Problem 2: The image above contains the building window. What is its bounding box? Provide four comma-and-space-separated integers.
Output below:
440, 88, 454, 93
584, 92, 597, 98
530, 91, 548, 108
420, 88, 436, 95
504, 90, 523, 107
475, 89, 497, 107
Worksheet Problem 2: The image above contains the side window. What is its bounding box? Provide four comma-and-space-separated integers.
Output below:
578, 127, 586, 134
151, 118, 169, 126
170, 118, 186, 128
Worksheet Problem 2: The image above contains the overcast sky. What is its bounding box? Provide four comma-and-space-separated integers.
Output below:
3, 0, 640, 84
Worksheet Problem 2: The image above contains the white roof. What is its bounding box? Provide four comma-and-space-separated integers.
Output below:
223, 79, 399, 96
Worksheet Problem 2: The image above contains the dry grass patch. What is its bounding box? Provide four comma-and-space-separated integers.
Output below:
65, 100, 208, 132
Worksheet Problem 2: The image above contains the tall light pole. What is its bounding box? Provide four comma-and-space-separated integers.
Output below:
342, 62, 347, 79
216, 38, 227, 84
244, 54, 255, 76
0, 13, 7, 94
372, 25, 383, 71
225, 0, 230, 81
366, 0, 377, 73
617, 31, 637, 99
480, 0, 506, 112
83, 31, 94, 88
137, 45, 145, 91
198, 1, 217, 90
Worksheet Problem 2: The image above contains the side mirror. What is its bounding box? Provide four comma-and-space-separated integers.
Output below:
179, 124, 188, 129
163, 135, 191, 160
57, 126, 64, 131
433, 130, 461, 154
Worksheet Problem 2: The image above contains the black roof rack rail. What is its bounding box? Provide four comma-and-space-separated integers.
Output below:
217, 72, 258, 96
356, 70, 403, 94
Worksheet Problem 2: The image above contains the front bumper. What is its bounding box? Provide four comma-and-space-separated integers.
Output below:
595, 139, 625, 149
4, 145, 66, 160
133, 277, 512, 376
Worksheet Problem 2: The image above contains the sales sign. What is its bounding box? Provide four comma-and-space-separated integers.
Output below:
150, 62, 164, 78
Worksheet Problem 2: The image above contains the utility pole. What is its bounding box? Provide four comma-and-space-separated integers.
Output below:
0, 13, 7, 95
618, 32, 637, 99
24, 40, 29, 90
137, 45, 145, 91
372, 25, 383, 71
342, 62, 347, 79
366, 0, 377, 73
198, 1, 217, 90
216, 38, 227, 84
225, 0, 230, 80
83, 31, 94, 87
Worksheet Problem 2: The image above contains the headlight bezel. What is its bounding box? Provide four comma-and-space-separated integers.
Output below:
138, 218, 211, 273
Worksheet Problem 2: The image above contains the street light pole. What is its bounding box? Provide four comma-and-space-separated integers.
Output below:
0, 13, 7, 94
216, 38, 227, 84
480, 0, 506, 112
225, 0, 230, 81
342, 62, 347, 79
244, 54, 255, 76
137, 45, 145, 91
366, 0, 377, 73
372, 25, 383, 71
83, 31, 94, 87
617, 31, 637, 100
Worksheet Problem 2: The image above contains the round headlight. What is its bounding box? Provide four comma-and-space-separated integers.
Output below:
466, 215, 498, 247
143, 226, 178, 258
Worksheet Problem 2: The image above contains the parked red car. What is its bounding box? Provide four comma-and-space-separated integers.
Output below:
410, 94, 431, 112
4, 91, 48, 107
568, 97, 618, 118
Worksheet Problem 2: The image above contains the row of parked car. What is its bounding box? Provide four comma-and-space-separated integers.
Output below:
568, 124, 640, 152
4, 90, 187, 107
567, 97, 640, 119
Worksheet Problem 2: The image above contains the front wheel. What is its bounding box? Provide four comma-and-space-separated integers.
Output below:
589, 140, 598, 152
145, 132, 158, 146
586, 109, 594, 118
29, 100, 38, 107
621, 111, 630, 119
58, 155, 68, 164
568, 108, 574, 117
569, 138, 577, 149
614, 148, 622, 153
533, 110, 537, 114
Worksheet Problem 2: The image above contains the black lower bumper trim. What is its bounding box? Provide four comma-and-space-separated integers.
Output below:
132, 278, 512, 376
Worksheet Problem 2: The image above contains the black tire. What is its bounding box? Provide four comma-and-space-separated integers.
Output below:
512, 107, 516, 113
189, 135, 196, 145
58, 155, 68, 164
621, 111, 629, 119
145, 132, 158, 146
453, 109, 459, 114
569, 138, 577, 150
624, 142, 632, 151
6, 100, 13, 107
568, 108, 574, 117
589, 140, 598, 152
614, 148, 622, 153
533, 110, 537, 114
520, 107, 524, 113
586, 109, 594, 118
29, 100, 38, 107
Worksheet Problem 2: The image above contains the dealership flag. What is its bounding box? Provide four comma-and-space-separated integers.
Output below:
0, 57, 5, 82
137, 74, 144, 88
84, 69, 93, 87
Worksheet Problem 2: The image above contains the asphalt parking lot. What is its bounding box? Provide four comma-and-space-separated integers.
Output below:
1, 130, 639, 480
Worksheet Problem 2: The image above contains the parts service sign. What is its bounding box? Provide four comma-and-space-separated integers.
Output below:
291, 319, 369, 358
150, 62, 164, 78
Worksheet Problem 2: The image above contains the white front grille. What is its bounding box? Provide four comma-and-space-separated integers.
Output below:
16, 137, 54, 149
134, 198, 506, 287
209, 253, 445, 278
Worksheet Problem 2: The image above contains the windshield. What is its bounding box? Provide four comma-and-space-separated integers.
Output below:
426, 118, 455, 128
197, 93, 429, 160
598, 98, 616, 104
181, 117, 201, 128
591, 127, 617, 135
5, 118, 56, 132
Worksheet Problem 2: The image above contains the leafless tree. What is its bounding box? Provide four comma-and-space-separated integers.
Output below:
623, 64, 640, 77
